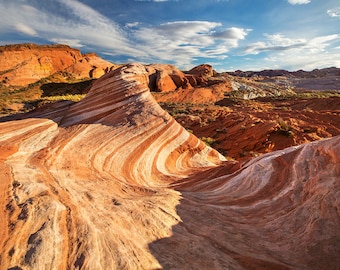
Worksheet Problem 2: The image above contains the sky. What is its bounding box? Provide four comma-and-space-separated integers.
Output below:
0, 0, 339, 71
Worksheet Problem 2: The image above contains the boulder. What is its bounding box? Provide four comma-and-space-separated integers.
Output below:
155, 70, 177, 92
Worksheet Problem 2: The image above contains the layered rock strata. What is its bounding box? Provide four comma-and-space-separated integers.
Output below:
0, 63, 339, 269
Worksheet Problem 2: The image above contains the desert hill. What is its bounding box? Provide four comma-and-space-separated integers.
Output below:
0, 44, 118, 114
0, 43, 117, 86
0, 62, 339, 269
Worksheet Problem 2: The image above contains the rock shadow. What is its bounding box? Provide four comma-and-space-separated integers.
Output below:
148, 142, 340, 270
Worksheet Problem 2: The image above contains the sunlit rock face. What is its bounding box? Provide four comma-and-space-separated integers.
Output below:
0, 44, 116, 86
0, 63, 339, 270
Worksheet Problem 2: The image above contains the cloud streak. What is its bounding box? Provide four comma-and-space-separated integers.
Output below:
244, 34, 307, 54
15, 23, 38, 36
287, 0, 311, 5
244, 33, 340, 55
241, 33, 340, 70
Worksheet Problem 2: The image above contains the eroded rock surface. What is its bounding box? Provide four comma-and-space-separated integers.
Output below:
0, 44, 116, 86
0, 63, 339, 269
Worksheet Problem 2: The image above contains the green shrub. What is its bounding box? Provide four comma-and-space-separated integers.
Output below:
201, 136, 215, 147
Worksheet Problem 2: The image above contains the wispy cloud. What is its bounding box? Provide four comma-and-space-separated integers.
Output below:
15, 23, 38, 36
49, 38, 84, 48
132, 21, 249, 68
0, 0, 143, 57
287, 0, 311, 5
245, 33, 340, 55
244, 34, 306, 54
327, 7, 340, 18
242, 33, 340, 70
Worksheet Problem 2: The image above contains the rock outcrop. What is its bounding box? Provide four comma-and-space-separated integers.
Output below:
0, 63, 339, 269
146, 64, 191, 92
0, 44, 116, 86
187, 63, 215, 77
146, 63, 232, 103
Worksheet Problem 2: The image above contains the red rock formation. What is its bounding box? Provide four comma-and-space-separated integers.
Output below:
155, 70, 177, 92
0, 44, 116, 86
146, 63, 232, 103
65, 52, 117, 79
187, 63, 215, 77
0, 63, 339, 269
146, 63, 230, 94
146, 64, 189, 92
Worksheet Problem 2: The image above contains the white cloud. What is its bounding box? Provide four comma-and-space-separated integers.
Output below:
213, 27, 249, 40
306, 34, 340, 52
15, 23, 38, 36
132, 21, 249, 68
242, 33, 340, 71
288, 0, 310, 5
125, 22, 140, 28
244, 34, 306, 54
50, 38, 84, 48
327, 7, 340, 18
0, 0, 143, 57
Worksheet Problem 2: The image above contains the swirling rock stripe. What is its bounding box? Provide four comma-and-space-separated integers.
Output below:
0, 64, 225, 269
0, 63, 339, 269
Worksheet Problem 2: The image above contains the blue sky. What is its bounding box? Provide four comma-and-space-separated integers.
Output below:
0, 0, 339, 71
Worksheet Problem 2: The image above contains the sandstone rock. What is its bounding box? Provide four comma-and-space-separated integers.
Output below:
89, 67, 105, 79
65, 52, 117, 79
184, 74, 197, 86
147, 64, 190, 91
0, 63, 339, 269
0, 44, 116, 86
142, 63, 231, 97
187, 64, 214, 77
168, 74, 186, 88
155, 70, 177, 92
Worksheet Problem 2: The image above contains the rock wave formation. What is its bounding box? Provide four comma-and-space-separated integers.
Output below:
0, 63, 339, 269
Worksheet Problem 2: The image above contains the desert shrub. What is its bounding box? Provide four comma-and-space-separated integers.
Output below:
37, 94, 85, 107
201, 136, 215, 146
277, 117, 294, 137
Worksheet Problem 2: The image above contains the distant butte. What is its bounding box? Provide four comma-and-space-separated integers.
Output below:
0, 63, 339, 269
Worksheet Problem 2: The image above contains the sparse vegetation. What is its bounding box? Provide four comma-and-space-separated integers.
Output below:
201, 136, 215, 147
38, 94, 86, 104
277, 117, 294, 137
0, 72, 92, 115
